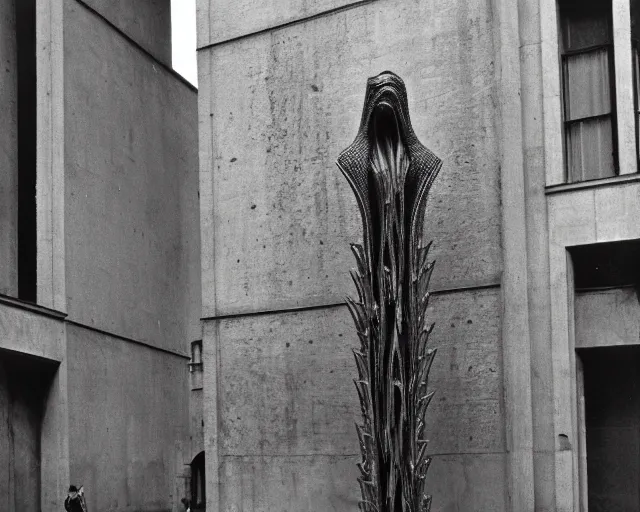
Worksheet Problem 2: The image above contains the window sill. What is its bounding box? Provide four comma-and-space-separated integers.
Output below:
0, 293, 67, 320
545, 173, 640, 195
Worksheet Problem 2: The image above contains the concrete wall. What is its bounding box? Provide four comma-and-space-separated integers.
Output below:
198, 0, 505, 509
189, 346, 204, 461
190, 388, 204, 462
66, 324, 190, 512
54, 2, 199, 509
0, 1, 18, 296
0, 299, 69, 510
0, 300, 66, 362
210, 290, 506, 511
199, 0, 500, 317
78, 0, 171, 65
63, 0, 201, 352
575, 288, 640, 349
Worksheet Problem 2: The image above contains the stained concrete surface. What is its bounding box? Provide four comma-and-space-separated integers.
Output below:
66, 324, 189, 512
0, 1, 18, 296
199, 0, 500, 317
219, 454, 360, 511
0, 0, 197, 510
63, 0, 201, 351
575, 288, 640, 348
216, 288, 503, 457
218, 450, 507, 511
0, 301, 65, 362
78, 0, 171, 65
199, 0, 504, 509
208, 288, 504, 510
190, 388, 204, 462
198, 0, 374, 47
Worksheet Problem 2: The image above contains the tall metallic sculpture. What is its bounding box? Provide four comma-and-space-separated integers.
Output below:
337, 72, 442, 512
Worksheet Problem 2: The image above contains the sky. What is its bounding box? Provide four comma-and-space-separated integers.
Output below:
171, 0, 198, 87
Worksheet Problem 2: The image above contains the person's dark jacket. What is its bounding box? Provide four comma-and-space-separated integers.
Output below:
64, 495, 85, 512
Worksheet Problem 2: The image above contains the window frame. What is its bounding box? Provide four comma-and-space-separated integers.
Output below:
559, 3, 620, 182
632, 38, 640, 164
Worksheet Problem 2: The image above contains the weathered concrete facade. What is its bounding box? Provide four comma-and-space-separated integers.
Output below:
197, 0, 505, 510
0, 0, 18, 297
197, 0, 640, 510
0, 0, 200, 510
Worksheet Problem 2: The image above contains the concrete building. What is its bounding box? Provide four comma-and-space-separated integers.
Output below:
0, 1, 201, 511
196, 0, 640, 510
5, 0, 640, 510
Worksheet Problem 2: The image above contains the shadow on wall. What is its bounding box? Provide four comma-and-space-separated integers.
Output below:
0, 348, 58, 512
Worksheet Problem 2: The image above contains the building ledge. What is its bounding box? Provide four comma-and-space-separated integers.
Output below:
0, 293, 67, 320
545, 173, 640, 195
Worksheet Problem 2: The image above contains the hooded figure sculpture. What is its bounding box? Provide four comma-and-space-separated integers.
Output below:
337, 71, 442, 512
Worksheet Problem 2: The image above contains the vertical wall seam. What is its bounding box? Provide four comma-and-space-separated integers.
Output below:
494, 0, 536, 509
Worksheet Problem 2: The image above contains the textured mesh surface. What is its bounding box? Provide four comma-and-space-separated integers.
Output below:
336, 71, 443, 259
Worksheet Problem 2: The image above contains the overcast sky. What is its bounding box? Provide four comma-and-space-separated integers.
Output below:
171, 0, 198, 86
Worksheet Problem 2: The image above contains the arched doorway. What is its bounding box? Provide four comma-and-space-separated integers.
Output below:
190, 451, 205, 511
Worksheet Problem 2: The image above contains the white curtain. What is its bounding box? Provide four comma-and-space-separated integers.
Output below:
564, 47, 615, 182
635, 46, 640, 159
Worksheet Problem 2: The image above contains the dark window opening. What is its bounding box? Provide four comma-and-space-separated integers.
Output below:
0, 348, 57, 512
16, 0, 37, 302
189, 340, 203, 371
581, 346, 640, 511
189, 340, 203, 390
191, 451, 206, 511
559, 0, 617, 182
570, 239, 640, 291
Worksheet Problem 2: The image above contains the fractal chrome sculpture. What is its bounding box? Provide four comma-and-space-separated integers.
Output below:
337, 71, 442, 512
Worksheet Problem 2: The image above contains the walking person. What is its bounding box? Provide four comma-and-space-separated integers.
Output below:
65, 485, 88, 512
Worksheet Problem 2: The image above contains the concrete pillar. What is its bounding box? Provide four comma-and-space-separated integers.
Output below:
0, 1, 18, 296
40, 359, 70, 511
613, 0, 638, 174
495, 0, 536, 508
36, 0, 66, 310
540, 0, 565, 186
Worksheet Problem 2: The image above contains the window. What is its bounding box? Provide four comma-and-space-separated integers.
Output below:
189, 340, 203, 391
559, 0, 617, 182
189, 340, 202, 370
632, 0, 640, 162
16, 0, 37, 302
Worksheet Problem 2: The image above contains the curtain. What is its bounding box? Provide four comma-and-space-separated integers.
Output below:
635, 45, 640, 160
564, 47, 615, 182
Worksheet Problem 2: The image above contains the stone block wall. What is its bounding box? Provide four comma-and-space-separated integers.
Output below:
198, 0, 506, 509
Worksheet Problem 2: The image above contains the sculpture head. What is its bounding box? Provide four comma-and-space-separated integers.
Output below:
337, 71, 442, 264
359, 71, 415, 147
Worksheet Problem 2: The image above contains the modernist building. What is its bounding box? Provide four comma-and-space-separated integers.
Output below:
5, 0, 640, 510
196, 0, 640, 511
0, 1, 202, 511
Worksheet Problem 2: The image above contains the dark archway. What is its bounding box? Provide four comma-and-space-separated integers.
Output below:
190, 451, 205, 511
